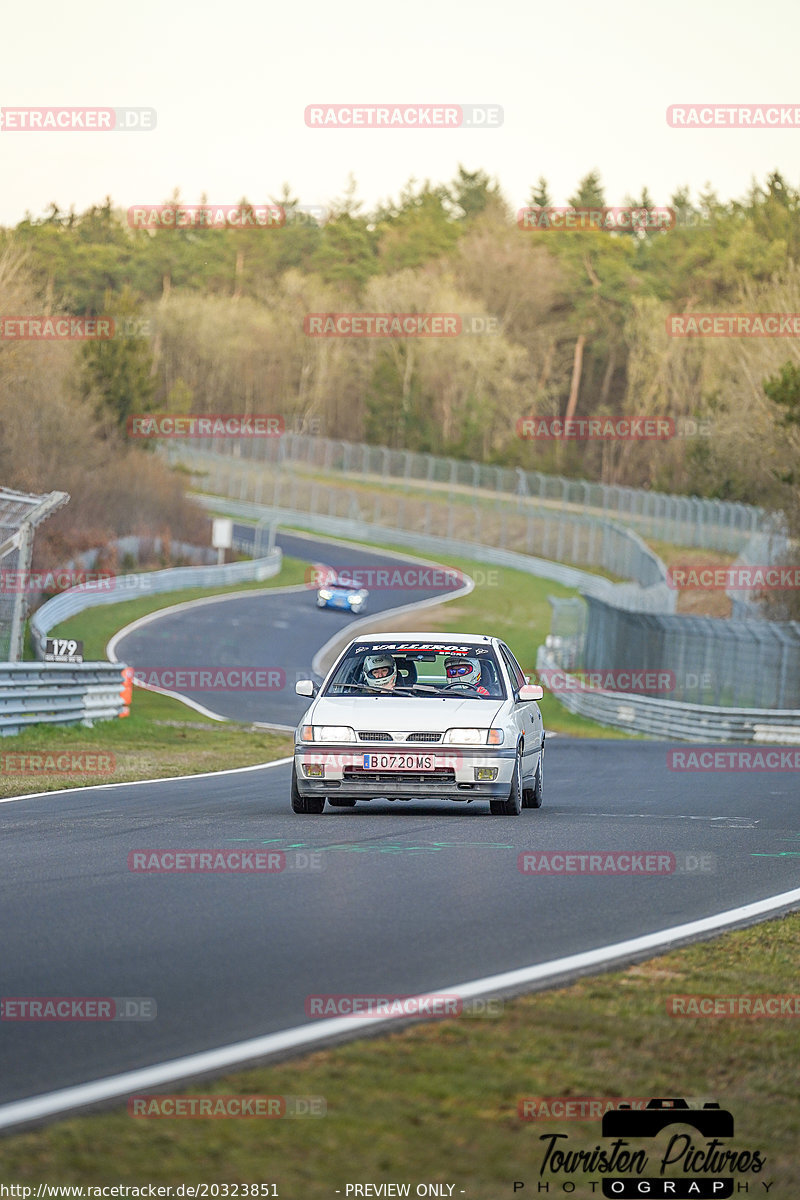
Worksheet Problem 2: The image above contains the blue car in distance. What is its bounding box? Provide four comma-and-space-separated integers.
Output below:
316, 572, 369, 615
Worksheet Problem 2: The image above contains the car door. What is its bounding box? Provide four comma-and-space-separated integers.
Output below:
498, 642, 543, 784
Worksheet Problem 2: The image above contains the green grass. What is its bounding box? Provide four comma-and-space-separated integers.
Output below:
1, 914, 797, 1193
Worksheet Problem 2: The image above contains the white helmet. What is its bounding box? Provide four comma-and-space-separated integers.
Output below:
363, 653, 397, 690
444, 655, 481, 687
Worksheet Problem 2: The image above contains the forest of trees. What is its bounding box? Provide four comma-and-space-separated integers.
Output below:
2, 166, 800, 565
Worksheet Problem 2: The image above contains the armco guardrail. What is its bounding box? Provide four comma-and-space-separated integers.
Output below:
198, 495, 674, 614
0, 662, 133, 737
199, 494, 799, 740
0, 547, 282, 735
29, 548, 283, 658
188, 457, 676, 607
535, 646, 800, 743
174, 434, 768, 552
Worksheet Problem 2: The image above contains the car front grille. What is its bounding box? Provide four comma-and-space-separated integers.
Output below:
357, 731, 393, 741
343, 767, 456, 783
405, 732, 442, 743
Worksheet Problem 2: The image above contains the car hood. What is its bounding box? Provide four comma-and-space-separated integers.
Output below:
305, 694, 505, 732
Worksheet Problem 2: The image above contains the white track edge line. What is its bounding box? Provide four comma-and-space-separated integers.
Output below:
0, 758, 294, 805
2, 884, 799, 1131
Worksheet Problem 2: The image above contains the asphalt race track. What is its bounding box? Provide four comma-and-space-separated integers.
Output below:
1, 534, 799, 1122
110, 531, 470, 726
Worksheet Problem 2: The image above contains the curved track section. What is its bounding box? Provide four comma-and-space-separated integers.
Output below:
1, 532, 798, 1128
110, 531, 471, 727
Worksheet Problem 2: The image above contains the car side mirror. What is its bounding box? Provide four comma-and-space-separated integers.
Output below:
518, 684, 543, 701
295, 679, 318, 698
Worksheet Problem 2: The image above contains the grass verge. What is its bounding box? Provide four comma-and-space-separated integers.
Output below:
1, 913, 797, 1192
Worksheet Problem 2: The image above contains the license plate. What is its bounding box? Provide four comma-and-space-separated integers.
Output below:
362, 753, 434, 771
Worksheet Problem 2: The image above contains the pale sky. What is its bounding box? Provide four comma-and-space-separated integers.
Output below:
2, 0, 799, 226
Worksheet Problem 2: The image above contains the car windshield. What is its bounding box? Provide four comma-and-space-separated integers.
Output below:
323, 642, 507, 699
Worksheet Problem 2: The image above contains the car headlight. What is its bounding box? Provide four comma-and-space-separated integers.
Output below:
301, 725, 356, 743
347, 594, 361, 603
318, 589, 332, 600
443, 728, 485, 744
443, 728, 504, 745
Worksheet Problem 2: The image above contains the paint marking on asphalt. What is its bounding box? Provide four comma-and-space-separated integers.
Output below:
2, 883, 799, 1131
588, 813, 759, 825
0, 758, 294, 806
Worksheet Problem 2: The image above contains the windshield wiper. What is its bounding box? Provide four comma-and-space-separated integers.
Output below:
439, 684, 493, 697
331, 682, 384, 694
327, 683, 443, 696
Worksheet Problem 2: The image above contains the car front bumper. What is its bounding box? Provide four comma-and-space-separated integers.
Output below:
293, 742, 518, 801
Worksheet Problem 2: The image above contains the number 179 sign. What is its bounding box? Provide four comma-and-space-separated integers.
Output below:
45, 638, 84, 663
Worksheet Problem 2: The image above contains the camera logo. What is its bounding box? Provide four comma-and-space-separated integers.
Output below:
523, 1094, 767, 1199
602, 1097, 734, 1139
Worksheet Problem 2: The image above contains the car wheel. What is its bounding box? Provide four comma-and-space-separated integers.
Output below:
327, 798, 356, 807
291, 764, 325, 814
530, 750, 544, 809
490, 750, 523, 816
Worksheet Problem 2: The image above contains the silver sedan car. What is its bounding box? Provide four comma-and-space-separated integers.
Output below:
292, 633, 545, 816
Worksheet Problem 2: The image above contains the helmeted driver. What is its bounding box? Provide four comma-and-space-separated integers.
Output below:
363, 653, 397, 690
444, 655, 489, 695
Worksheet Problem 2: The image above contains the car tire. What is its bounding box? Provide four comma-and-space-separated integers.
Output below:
291, 764, 325, 814
490, 750, 523, 816
530, 752, 544, 808
327, 798, 356, 807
